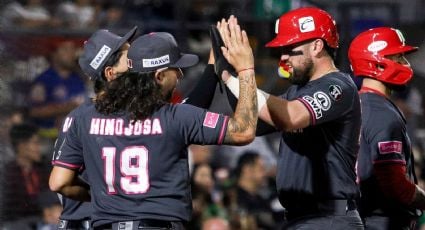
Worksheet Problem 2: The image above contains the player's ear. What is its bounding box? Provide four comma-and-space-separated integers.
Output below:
104, 66, 116, 82
154, 70, 164, 83
311, 39, 324, 57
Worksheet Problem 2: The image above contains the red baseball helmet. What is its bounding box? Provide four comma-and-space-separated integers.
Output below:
266, 7, 338, 48
348, 27, 418, 85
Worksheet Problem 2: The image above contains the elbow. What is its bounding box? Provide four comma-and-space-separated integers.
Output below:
281, 116, 306, 132
241, 133, 255, 145
49, 178, 64, 193
237, 129, 256, 145
49, 171, 67, 193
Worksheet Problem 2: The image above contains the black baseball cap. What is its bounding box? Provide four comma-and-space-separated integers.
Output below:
79, 26, 137, 80
128, 32, 199, 73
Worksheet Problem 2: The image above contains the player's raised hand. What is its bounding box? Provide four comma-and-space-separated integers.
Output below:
218, 16, 254, 75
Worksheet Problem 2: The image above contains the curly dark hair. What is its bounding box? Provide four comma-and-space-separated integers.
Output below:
95, 71, 166, 121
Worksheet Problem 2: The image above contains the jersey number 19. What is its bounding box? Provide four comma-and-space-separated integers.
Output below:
102, 146, 149, 194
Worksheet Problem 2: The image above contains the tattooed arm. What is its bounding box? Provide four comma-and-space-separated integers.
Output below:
219, 16, 258, 145
224, 69, 257, 145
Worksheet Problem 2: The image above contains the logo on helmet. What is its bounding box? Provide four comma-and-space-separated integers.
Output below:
274, 19, 280, 34
367, 41, 387, 53
299, 17, 315, 33
394, 29, 406, 45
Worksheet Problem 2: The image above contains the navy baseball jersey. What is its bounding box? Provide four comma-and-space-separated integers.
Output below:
357, 91, 417, 215
53, 103, 228, 227
52, 102, 93, 221
276, 72, 361, 206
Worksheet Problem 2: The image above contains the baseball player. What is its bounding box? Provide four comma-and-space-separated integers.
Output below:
52, 26, 138, 230
217, 9, 363, 229
49, 26, 258, 230
349, 27, 425, 229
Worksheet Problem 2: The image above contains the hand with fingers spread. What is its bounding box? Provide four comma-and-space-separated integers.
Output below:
217, 16, 254, 76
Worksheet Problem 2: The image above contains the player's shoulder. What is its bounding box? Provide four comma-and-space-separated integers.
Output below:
163, 102, 203, 113
323, 72, 357, 90
69, 100, 95, 117
361, 97, 401, 129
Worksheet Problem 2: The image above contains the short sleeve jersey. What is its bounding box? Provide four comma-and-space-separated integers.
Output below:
357, 92, 416, 215
52, 102, 93, 221
276, 72, 361, 206
53, 103, 229, 227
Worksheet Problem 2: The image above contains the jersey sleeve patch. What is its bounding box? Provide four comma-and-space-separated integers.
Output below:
378, 141, 402, 155
203, 112, 220, 128
329, 85, 343, 101
298, 91, 331, 123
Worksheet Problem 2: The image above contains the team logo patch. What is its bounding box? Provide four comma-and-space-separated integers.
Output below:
313, 91, 331, 111
302, 95, 322, 119
203, 112, 219, 128
90, 45, 111, 70
394, 28, 406, 44
143, 54, 170, 68
299, 16, 315, 33
378, 141, 402, 154
367, 41, 387, 53
329, 85, 343, 101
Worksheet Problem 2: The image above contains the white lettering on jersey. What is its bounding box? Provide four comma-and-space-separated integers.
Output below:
151, 118, 162, 134
89, 118, 163, 136
105, 119, 115, 135
62, 117, 73, 132
302, 95, 323, 119
115, 119, 124, 135
90, 118, 100, 135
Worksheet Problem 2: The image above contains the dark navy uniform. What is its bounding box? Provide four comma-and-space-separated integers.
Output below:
277, 72, 363, 229
357, 90, 420, 229
53, 103, 228, 228
53, 102, 93, 230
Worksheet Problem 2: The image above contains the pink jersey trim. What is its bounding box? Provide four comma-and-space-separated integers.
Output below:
217, 116, 229, 145
297, 98, 316, 125
52, 160, 82, 169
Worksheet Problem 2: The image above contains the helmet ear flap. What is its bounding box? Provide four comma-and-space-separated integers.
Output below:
348, 27, 417, 85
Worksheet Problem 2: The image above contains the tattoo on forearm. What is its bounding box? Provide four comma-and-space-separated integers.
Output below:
225, 71, 257, 143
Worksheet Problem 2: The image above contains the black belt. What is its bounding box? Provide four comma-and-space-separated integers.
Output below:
286, 199, 357, 220
95, 219, 175, 230
58, 219, 91, 230
317, 199, 357, 215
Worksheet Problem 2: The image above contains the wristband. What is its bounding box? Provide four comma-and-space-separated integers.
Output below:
257, 89, 270, 112
224, 75, 240, 98
237, 67, 254, 74
224, 75, 269, 113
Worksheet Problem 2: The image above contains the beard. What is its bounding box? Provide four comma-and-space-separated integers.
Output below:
288, 57, 313, 86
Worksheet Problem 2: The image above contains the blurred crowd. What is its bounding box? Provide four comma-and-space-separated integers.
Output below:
1, 0, 425, 230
